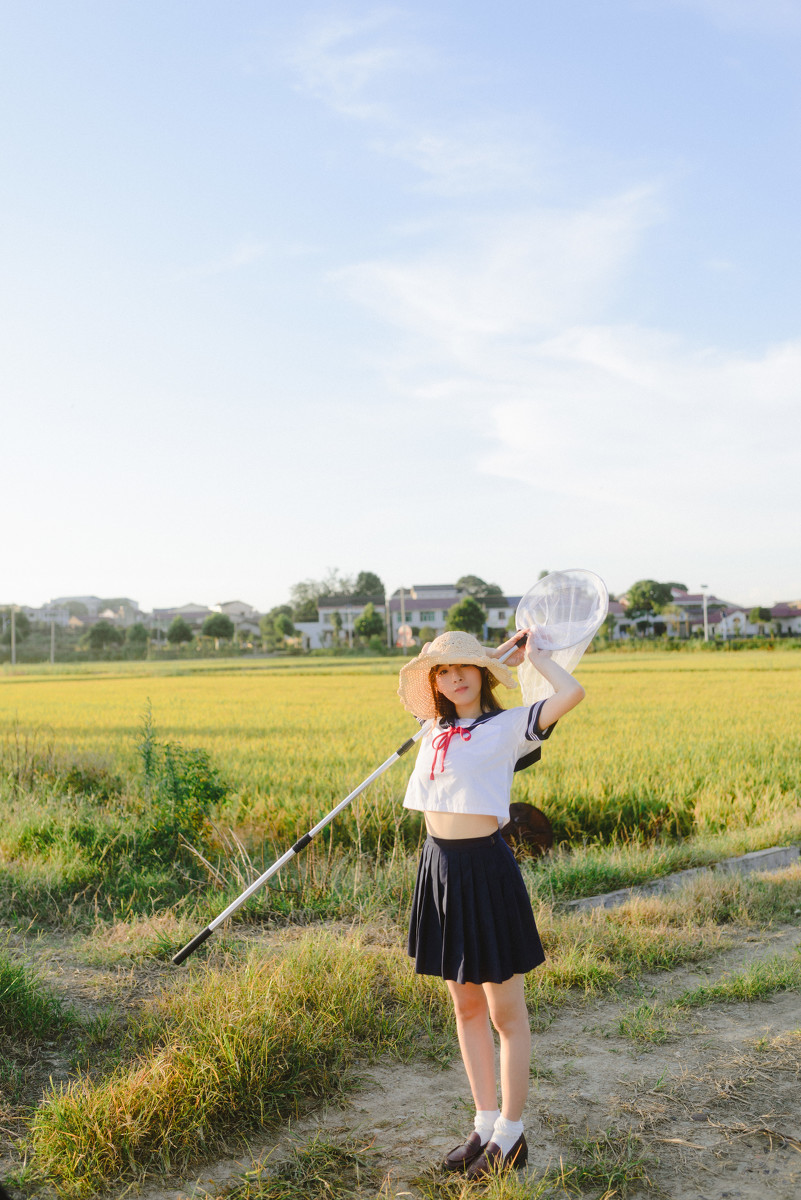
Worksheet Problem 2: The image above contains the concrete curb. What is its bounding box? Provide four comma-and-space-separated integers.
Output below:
564, 844, 801, 912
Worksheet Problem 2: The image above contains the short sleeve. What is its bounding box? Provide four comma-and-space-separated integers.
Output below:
523, 699, 556, 742
514, 700, 556, 774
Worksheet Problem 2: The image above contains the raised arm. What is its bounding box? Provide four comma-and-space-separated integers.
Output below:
489, 630, 585, 730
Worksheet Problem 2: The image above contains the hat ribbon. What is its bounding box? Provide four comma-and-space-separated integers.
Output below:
430, 725, 471, 780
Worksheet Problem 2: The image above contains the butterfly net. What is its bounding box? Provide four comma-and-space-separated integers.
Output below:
515, 570, 608, 704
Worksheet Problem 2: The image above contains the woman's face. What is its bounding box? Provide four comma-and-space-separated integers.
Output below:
434, 663, 483, 712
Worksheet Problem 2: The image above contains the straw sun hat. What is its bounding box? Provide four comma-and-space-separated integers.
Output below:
397, 630, 517, 720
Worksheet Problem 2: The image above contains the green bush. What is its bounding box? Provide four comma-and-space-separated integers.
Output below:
138, 707, 227, 857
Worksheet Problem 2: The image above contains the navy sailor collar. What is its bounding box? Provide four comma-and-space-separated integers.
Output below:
437, 710, 504, 732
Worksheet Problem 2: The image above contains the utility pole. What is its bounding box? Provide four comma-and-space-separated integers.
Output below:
701, 584, 709, 643
400, 587, 407, 656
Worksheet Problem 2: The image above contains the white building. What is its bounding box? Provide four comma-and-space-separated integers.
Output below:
387, 585, 463, 642
212, 600, 259, 621
152, 603, 213, 629
771, 602, 801, 636
294, 620, 324, 650
316, 595, 386, 648
387, 585, 521, 645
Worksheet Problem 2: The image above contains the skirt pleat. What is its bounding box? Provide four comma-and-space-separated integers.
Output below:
407, 834, 545, 985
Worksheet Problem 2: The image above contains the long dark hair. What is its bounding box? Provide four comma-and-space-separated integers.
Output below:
428, 664, 503, 723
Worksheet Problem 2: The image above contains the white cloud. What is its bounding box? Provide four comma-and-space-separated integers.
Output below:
288, 8, 428, 121
335, 186, 801, 554
481, 328, 801, 510
374, 124, 549, 196
289, 12, 555, 197
336, 187, 659, 347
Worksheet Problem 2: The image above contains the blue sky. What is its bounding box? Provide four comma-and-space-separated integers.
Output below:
2, 0, 799, 611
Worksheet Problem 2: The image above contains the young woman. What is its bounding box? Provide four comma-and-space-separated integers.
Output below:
397, 628, 585, 1179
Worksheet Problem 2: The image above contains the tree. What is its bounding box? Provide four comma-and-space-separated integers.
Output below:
418, 624, 437, 645
0, 610, 31, 644
260, 605, 296, 649
167, 616, 193, 645
126, 623, 149, 646
446, 596, 487, 635
292, 597, 319, 622
202, 614, 235, 641
456, 575, 504, 599
354, 602, 384, 640
661, 603, 686, 639
290, 569, 356, 620
625, 580, 674, 620
749, 606, 772, 635
88, 621, 125, 652
330, 611, 343, 646
275, 613, 295, 639
354, 571, 385, 598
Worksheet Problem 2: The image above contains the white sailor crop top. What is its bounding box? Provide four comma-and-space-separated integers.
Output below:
402, 700, 555, 827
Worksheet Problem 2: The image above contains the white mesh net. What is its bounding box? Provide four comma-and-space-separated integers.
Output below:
515, 570, 608, 705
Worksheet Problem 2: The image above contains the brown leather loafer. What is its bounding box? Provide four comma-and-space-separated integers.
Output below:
465, 1132, 528, 1178
442, 1130, 488, 1172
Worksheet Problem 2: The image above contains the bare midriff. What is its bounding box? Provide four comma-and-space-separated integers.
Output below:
424, 810, 500, 839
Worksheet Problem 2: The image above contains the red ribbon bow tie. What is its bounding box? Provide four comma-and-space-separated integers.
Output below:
430, 724, 471, 780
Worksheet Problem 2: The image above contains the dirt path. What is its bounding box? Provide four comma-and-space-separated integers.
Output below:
3, 918, 800, 1198
118, 924, 801, 1200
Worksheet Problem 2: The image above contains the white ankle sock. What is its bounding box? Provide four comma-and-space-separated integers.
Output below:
474, 1108, 500, 1142
491, 1115, 524, 1155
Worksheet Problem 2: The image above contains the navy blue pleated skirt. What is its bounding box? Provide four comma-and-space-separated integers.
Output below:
407, 833, 546, 985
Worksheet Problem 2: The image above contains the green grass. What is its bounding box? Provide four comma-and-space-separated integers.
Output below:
674, 946, 801, 1007
619, 944, 801, 1042
525, 815, 801, 904
410, 1129, 653, 1200
31, 929, 454, 1197
216, 1134, 378, 1198
566, 1129, 655, 1197
0, 943, 75, 1039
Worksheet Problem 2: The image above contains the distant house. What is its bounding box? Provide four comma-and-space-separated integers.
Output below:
50, 595, 106, 619
294, 620, 324, 650
612, 588, 799, 639
387, 585, 463, 643
769, 601, 801, 636
152, 604, 213, 629
316, 594, 386, 648
484, 597, 521, 640
387, 585, 521, 645
212, 600, 259, 621
717, 608, 761, 638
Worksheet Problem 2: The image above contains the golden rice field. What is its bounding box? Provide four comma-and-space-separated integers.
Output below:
1, 650, 800, 845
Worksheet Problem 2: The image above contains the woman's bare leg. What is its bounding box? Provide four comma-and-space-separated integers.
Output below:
446, 979, 498, 1111
483, 975, 530, 1120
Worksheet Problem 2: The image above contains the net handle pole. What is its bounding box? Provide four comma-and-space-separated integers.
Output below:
172, 726, 427, 964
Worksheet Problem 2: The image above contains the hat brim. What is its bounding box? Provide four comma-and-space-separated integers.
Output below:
397, 647, 517, 720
